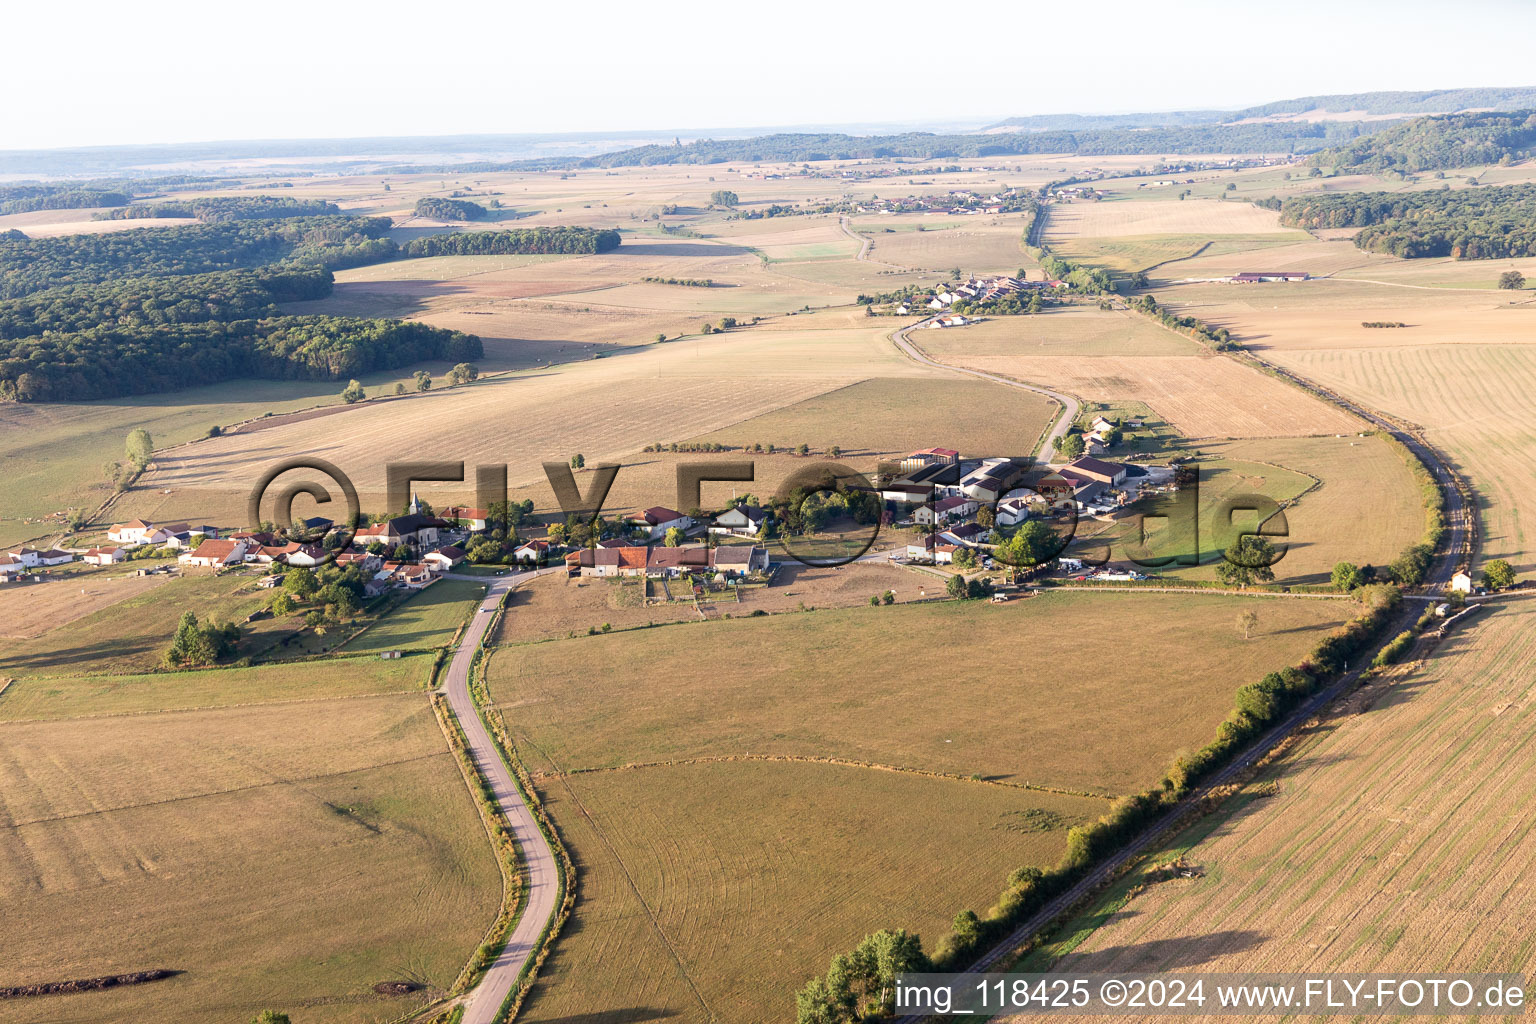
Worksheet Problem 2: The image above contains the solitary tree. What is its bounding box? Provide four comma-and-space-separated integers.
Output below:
881, 590, 895, 605
1237, 608, 1259, 640
1498, 270, 1526, 290
414, 370, 432, 392
1331, 561, 1363, 591
1483, 558, 1517, 591
664, 526, 685, 547
394, 382, 407, 396
1059, 434, 1086, 460
341, 379, 366, 404
796, 443, 810, 456
709, 189, 739, 208
828, 445, 842, 459
251, 1012, 292, 1024
570, 453, 585, 470
977, 505, 996, 528
946, 574, 968, 599
1216, 536, 1278, 588
447, 362, 479, 385
125, 428, 154, 468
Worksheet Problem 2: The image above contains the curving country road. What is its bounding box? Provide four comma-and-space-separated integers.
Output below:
440, 568, 562, 1024
890, 316, 1079, 465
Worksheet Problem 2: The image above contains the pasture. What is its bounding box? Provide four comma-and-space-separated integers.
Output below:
0, 572, 171, 639
0, 652, 432, 721
520, 760, 1106, 1024
342, 578, 487, 652
848, 215, 1035, 274
1018, 601, 1536, 995
0, 690, 499, 1024
0, 572, 271, 677
490, 591, 1351, 1021
488, 592, 1351, 796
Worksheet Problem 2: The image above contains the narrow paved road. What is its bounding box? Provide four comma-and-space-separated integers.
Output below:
891, 317, 1079, 464
441, 568, 562, 1024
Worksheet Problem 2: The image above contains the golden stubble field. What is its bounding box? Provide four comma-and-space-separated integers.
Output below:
1017, 600, 1536, 1022
1154, 272, 1536, 574
112, 318, 954, 528
911, 308, 1362, 438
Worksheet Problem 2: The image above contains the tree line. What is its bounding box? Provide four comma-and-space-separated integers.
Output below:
504, 123, 1371, 172
1275, 183, 1536, 258
0, 189, 130, 215
399, 227, 621, 256
96, 195, 343, 223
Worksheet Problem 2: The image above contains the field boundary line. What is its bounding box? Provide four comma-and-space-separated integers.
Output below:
0, 686, 428, 726
515, 728, 717, 1022
535, 753, 1119, 801
5, 750, 454, 829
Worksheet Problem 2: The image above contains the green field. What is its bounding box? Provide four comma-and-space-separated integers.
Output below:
342, 578, 487, 652
0, 653, 432, 721
0, 573, 272, 677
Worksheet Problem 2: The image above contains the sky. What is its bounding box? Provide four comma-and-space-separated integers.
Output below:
5, 0, 1536, 150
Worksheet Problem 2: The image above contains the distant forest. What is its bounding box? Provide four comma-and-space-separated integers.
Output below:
1309, 110, 1536, 173
1240, 87, 1536, 118
0, 215, 485, 402
0, 189, 131, 215
0, 216, 396, 298
1276, 183, 1536, 258
508, 123, 1370, 170
96, 196, 343, 222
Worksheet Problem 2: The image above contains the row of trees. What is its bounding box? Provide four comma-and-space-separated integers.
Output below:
0, 188, 129, 215
97, 195, 342, 223
1276, 183, 1536, 259
399, 227, 621, 256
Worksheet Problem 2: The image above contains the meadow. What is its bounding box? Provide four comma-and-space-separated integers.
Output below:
341, 578, 487, 653
488, 591, 1352, 1021
0, 652, 433, 720
0, 687, 499, 1024
1016, 600, 1536, 1002
848, 214, 1036, 275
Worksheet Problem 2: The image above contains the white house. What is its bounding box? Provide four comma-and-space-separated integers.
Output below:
996, 497, 1033, 527
179, 538, 250, 568
423, 545, 467, 571
711, 504, 767, 538
932, 495, 977, 521
906, 534, 956, 564
283, 544, 329, 568
107, 519, 157, 546
709, 545, 768, 575
631, 506, 692, 540
1451, 571, 1474, 594
512, 540, 551, 565
82, 547, 125, 565
2, 547, 69, 567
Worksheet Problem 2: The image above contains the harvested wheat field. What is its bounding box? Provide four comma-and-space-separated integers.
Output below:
921, 307, 1198, 359
115, 321, 932, 527
519, 760, 1106, 1024
1043, 199, 1299, 241
912, 345, 1361, 438
1276, 344, 1536, 574
1017, 601, 1536, 1020
1163, 279, 1536, 352
0, 691, 498, 1024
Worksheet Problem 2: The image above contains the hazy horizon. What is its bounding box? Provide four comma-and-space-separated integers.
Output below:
6, 0, 1535, 151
